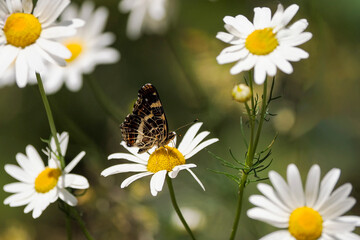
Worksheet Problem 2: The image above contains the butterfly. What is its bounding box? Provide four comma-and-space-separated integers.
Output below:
120, 83, 175, 154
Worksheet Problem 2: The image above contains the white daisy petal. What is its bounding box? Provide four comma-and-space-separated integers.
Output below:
286, 164, 305, 207
36, 0, 70, 27
150, 170, 167, 196
101, 164, 147, 177
58, 188, 78, 206
22, 0, 33, 13
247, 207, 289, 228
259, 230, 294, 240
269, 170, 296, 210
337, 216, 360, 226
216, 31, 236, 43
121, 172, 153, 188
108, 153, 147, 164
41, 26, 76, 39
257, 183, 291, 213
7, 0, 22, 13
304, 164, 321, 207
120, 141, 150, 161
269, 51, 293, 74
4, 188, 34, 205
26, 145, 45, 171
64, 151, 85, 173
24, 195, 37, 214
270, 4, 284, 28
334, 232, 360, 240
313, 168, 341, 210
15, 50, 29, 88
230, 54, 257, 75
323, 220, 356, 234
254, 61, 267, 85
37, 38, 71, 59
0, 45, 19, 77
253, 7, 271, 29
186, 168, 205, 191
279, 4, 299, 30
3, 182, 31, 193
4, 164, 33, 183
182, 131, 210, 156
319, 183, 352, 214
184, 138, 219, 159
249, 195, 290, 218
177, 122, 203, 153
64, 174, 89, 189
322, 198, 356, 220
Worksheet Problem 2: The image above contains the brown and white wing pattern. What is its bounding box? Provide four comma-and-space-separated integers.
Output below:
120, 83, 175, 154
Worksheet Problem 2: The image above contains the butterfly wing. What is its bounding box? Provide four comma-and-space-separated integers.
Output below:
120, 83, 171, 154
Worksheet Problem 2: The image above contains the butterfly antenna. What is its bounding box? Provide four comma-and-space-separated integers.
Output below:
173, 119, 199, 133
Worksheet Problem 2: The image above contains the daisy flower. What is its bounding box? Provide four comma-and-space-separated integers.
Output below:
43, 1, 120, 94
247, 164, 360, 240
3, 132, 89, 218
101, 122, 219, 196
119, 0, 171, 40
216, 4, 312, 84
0, 0, 83, 88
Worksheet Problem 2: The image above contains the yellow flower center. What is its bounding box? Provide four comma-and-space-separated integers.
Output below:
3, 13, 42, 48
65, 42, 83, 62
147, 146, 186, 173
289, 207, 323, 240
34, 168, 62, 193
245, 28, 278, 55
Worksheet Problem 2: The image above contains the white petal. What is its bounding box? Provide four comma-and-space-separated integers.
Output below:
313, 168, 341, 210
323, 220, 356, 234
126, 6, 146, 40
186, 168, 205, 191
24, 195, 37, 213
230, 54, 257, 75
333, 232, 360, 240
278, 4, 299, 30
25, 45, 45, 73
108, 153, 147, 164
177, 122, 203, 153
35, 0, 70, 27
101, 164, 147, 177
58, 188, 78, 206
150, 170, 167, 196
37, 38, 71, 59
269, 51, 293, 74
322, 197, 356, 220
4, 164, 33, 183
0, 45, 19, 77
247, 207, 289, 228
32, 196, 47, 218
305, 164, 320, 207
249, 195, 289, 218
181, 131, 210, 156
15, 153, 36, 178
217, 48, 249, 65
4, 188, 34, 205
226, 15, 254, 36
64, 69, 82, 91
120, 141, 150, 161
319, 183, 352, 215
22, 0, 33, 13
121, 172, 153, 188
253, 7, 271, 29
58, 18, 85, 28
277, 46, 309, 62
26, 145, 45, 170
259, 230, 294, 240
41, 26, 76, 39
269, 171, 297, 210
15, 50, 29, 88
216, 31, 236, 43
31, 43, 66, 66
184, 138, 219, 159
254, 61, 267, 85
64, 151, 85, 173
3, 182, 31, 193
270, 4, 284, 28
286, 164, 305, 207
7, 0, 22, 13
257, 183, 291, 213
337, 216, 360, 226
64, 173, 89, 189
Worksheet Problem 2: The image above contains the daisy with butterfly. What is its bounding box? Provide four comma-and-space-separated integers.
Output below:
101, 83, 218, 239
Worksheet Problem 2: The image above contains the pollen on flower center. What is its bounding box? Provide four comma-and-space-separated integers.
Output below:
65, 42, 83, 62
147, 146, 186, 173
34, 168, 62, 193
289, 207, 323, 240
245, 28, 278, 55
3, 13, 42, 48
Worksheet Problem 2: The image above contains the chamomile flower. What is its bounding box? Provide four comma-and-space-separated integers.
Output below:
3, 132, 89, 218
119, 0, 171, 40
247, 164, 360, 240
101, 122, 219, 196
216, 4, 312, 84
0, 0, 83, 88
43, 1, 120, 94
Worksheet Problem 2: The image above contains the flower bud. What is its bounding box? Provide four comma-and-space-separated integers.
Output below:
232, 84, 251, 102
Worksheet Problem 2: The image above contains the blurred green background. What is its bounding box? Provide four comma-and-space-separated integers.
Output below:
1, 0, 360, 239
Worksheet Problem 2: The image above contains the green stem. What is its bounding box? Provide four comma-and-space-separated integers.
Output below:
229, 171, 248, 240
36, 73, 65, 169
66, 206, 73, 240
86, 74, 123, 123
229, 77, 269, 240
71, 207, 95, 240
166, 176, 196, 240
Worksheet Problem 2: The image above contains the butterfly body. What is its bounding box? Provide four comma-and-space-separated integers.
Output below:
120, 83, 175, 154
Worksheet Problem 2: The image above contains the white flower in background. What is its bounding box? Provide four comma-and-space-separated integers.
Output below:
43, 1, 120, 94
3, 132, 89, 218
171, 207, 206, 231
247, 164, 360, 240
101, 122, 219, 196
119, 0, 171, 40
0, 0, 83, 88
216, 4, 312, 85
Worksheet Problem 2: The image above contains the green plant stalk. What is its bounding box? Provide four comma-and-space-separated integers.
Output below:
166, 176, 196, 240
36, 73, 65, 169
229, 77, 268, 240
65, 205, 73, 240
71, 207, 95, 240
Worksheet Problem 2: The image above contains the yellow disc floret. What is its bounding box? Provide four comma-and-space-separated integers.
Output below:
289, 207, 323, 240
147, 146, 186, 173
34, 168, 62, 193
245, 28, 278, 55
3, 13, 42, 48
65, 42, 83, 62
